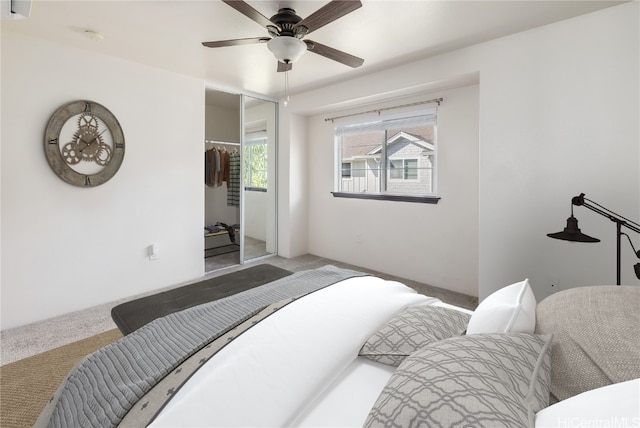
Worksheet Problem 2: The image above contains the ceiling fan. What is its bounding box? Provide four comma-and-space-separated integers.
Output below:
202, 0, 364, 72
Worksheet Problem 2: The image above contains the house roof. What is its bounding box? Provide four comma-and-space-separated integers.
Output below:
367, 131, 434, 155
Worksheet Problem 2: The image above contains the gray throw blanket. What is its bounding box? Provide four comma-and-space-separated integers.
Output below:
36, 265, 365, 428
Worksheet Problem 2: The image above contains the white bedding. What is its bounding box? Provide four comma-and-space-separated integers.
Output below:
150, 276, 447, 427
292, 303, 473, 427
534, 378, 640, 428
149, 275, 636, 428
290, 358, 395, 427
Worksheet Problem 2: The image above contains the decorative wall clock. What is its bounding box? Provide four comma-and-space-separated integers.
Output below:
44, 100, 125, 187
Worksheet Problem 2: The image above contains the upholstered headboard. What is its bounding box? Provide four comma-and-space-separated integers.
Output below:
535, 285, 640, 402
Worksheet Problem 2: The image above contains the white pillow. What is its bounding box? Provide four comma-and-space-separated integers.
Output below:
466, 278, 536, 334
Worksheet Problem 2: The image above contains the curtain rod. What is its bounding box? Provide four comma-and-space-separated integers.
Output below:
324, 97, 443, 123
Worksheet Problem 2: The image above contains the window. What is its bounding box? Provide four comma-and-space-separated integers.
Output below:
333, 107, 438, 202
389, 158, 418, 180
244, 137, 267, 189
341, 162, 352, 178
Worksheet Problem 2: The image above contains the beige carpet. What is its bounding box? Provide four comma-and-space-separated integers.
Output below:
0, 328, 122, 428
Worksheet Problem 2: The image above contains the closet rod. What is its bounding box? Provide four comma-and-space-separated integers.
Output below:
205, 140, 240, 146
324, 97, 443, 122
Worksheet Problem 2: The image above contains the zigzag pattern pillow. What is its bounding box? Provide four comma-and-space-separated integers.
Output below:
359, 305, 471, 366
364, 333, 553, 428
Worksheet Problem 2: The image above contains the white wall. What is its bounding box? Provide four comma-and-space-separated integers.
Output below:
282, 2, 639, 300
277, 112, 309, 258
475, 3, 639, 297
304, 86, 480, 297
1, 31, 205, 329
205, 103, 239, 143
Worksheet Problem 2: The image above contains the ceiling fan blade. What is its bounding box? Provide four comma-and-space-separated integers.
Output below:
277, 62, 293, 73
202, 37, 269, 48
295, 0, 362, 34
304, 40, 364, 68
222, 0, 273, 28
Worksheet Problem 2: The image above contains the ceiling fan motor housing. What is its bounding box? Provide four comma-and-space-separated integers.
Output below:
270, 8, 307, 37
266, 8, 309, 64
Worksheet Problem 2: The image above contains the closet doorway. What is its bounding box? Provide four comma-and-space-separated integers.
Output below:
204, 89, 277, 272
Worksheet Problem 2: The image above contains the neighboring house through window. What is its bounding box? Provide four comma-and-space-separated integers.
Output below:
333, 106, 438, 202
244, 122, 268, 190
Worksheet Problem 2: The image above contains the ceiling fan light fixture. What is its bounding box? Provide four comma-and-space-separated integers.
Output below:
267, 36, 307, 64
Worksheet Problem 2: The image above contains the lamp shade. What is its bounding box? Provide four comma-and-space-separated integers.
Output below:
547, 215, 600, 243
267, 36, 307, 64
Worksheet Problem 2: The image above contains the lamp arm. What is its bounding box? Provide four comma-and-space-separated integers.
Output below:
574, 194, 640, 235
573, 193, 640, 285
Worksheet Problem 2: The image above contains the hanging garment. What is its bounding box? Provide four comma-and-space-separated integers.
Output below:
214, 148, 221, 187
222, 151, 231, 189
205, 148, 217, 187
205, 151, 210, 186
227, 151, 240, 207
220, 149, 230, 188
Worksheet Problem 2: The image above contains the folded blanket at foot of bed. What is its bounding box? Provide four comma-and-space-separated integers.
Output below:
110, 264, 293, 335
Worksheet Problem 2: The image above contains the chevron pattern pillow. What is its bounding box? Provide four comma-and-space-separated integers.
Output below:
359, 305, 471, 366
364, 333, 552, 428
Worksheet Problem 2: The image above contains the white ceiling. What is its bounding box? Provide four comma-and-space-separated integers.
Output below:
3, 0, 624, 100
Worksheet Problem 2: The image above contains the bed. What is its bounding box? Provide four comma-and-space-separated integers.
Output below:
35, 265, 640, 428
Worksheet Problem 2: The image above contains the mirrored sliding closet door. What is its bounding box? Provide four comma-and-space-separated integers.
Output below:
240, 95, 277, 263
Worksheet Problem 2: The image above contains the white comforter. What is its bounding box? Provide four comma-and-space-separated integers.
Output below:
150, 275, 461, 427
149, 275, 639, 428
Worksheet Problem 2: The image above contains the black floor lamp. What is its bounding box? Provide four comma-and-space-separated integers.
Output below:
547, 193, 640, 285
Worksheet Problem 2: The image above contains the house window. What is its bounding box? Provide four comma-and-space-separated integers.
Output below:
389, 158, 418, 180
341, 162, 352, 178
333, 107, 437, 202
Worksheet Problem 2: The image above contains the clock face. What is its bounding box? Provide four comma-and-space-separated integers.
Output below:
44, 100, 125, 187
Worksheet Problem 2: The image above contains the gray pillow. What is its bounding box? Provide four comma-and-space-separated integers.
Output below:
535, 285, 640, 402
359, 305, 470, 366
364, 333, 552, 428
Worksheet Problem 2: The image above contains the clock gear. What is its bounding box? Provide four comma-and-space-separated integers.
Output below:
61, 112, 113, 166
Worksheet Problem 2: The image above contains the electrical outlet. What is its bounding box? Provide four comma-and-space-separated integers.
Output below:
355, 233, 362, 244
148, 243, 159, 261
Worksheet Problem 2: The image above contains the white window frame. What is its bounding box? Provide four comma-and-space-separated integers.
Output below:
332, 107, 438, 202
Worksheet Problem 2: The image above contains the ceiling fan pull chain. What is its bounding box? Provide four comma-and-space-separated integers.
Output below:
284, 69, 290, 107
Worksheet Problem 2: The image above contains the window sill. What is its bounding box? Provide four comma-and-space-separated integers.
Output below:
331, 192, 440, 204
